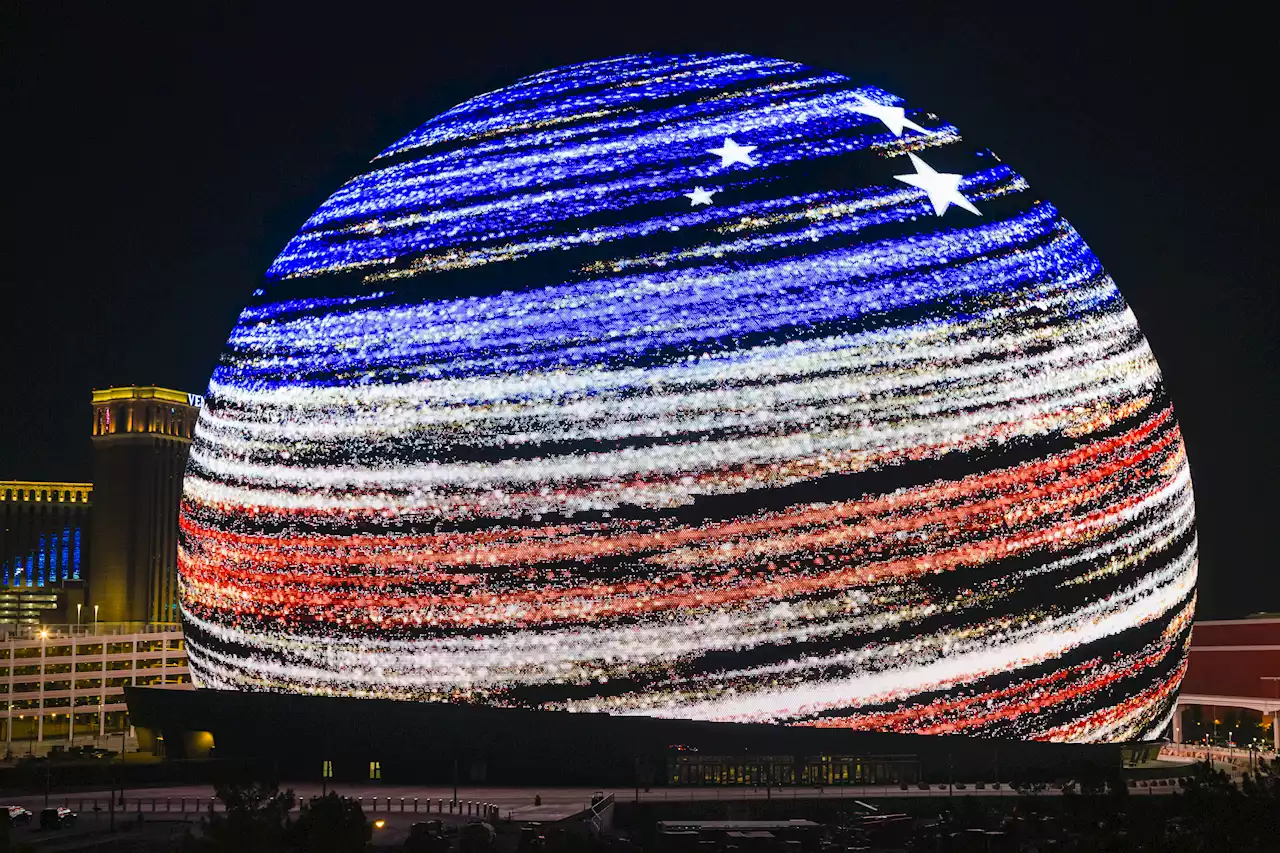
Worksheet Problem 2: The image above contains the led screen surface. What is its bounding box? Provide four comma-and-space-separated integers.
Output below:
180, 53, 1196, 742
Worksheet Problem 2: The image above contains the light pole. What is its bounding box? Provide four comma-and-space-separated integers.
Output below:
93, 605, 99, 633
77, 603, 82, 629
5, 634, 13, 759
38, 629, 47, 758
110, 712, 127, 832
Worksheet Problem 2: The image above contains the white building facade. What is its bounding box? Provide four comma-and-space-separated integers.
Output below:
2, 622, 193, 754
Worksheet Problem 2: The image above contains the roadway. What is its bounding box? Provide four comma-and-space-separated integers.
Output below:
4, 777, 1203, 849
7, 773, 1197, 821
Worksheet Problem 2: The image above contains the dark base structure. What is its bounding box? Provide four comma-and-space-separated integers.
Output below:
125, 687, 1156, 787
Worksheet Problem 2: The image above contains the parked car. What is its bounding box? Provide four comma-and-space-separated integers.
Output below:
5, 805, 33, 826
406, 821, 451, 853
39, 807, 77, 830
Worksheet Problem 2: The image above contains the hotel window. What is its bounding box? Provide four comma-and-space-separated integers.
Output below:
369, 761, 382, 781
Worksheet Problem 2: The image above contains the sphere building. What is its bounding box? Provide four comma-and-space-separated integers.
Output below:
178, 53, 1196, 742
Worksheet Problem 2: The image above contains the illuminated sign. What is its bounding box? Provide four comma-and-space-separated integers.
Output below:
186, 393, 205, 408
178, 53, 1196, 743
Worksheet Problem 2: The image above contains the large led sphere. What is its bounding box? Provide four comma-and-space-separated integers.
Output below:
180, 53, 1196, 742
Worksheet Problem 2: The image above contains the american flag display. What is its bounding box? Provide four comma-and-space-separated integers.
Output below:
178, 53, 1195, 742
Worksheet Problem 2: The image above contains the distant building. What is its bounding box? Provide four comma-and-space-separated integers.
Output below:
3, 387, 201, 630
0, 481, 91, 588
88, 387, 201, 624
0, 387, 202, 751
2, 622, 191, 749
0, 481, 91, 627
1174, 615, 1280, 752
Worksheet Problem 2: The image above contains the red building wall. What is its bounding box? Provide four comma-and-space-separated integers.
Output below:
1182, 618, 1280, 699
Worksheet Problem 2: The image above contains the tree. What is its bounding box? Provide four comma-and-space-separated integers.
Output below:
1165, 757, 1280, 852
287, 793, 371, 853
184, 781, 295, 853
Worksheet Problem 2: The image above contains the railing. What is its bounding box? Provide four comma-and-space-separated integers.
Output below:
585, 792, 615, 834
11, 794, 504, 819
0, 622, 182, 641
1162, 743, 1277, 763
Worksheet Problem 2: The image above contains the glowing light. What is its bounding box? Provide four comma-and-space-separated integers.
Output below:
684, 187, 717, 207
707, 137, 757, 167
848, 94, 928, 137
894, 153, 981, 216
179, 52, 1196, 744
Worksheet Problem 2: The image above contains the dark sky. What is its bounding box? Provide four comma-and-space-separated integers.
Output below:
3, 3, 1273, 618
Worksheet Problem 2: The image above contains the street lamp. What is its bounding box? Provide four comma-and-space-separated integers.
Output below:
5, 634, 13, 758
77, 603, 82, 628
38, 629, 47, 760
93, 604, 99, 633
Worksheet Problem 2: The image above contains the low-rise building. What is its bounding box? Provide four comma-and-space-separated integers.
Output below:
1173, 615, 1280, 752
2, 622, 193, 754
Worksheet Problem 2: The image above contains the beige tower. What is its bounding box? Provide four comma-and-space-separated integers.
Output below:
89, 387, 201, 624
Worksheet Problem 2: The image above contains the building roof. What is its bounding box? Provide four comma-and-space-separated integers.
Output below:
0, 481, 93, 501
91, 386, 199, 406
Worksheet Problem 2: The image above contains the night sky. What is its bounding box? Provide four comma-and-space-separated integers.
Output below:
4, 3, 1273, 619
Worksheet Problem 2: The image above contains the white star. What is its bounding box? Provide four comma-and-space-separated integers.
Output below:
850, 94, 927, 137
684, 186, 717, 207
893, 153, 980, 217
707, 137, 757, 167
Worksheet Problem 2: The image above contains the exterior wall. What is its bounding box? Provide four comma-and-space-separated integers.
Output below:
1, 624, 192, 751
88, 387, 199, 624
1189, 618, 1280, 648
0, 587, 81, 627
1183, 618, 1280, 699
0, 481, 92, 589
1176, 618, 1280, 751
125, 687, 1127, 785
